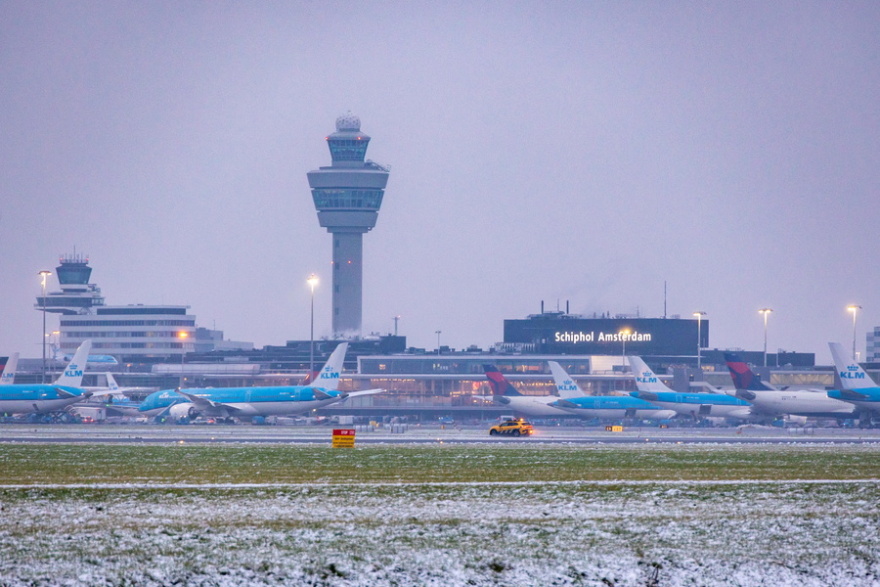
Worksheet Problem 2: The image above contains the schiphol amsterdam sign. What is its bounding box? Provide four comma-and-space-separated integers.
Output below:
554, 331, 653, 344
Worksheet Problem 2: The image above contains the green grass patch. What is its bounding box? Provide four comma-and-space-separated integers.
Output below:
1, 443, 879, 484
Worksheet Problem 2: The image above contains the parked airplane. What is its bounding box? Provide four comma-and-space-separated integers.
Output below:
476, 364, 581, 417
724, 352, 856, 420
52, 346, 118, 366
627, 356, 753, 420
138, 343, 380, 422
0, 341, 94, 415
827, 342, 880, 414
0, 352, 19, 385
546, 360, 675, 420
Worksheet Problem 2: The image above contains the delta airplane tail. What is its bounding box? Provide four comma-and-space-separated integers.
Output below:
724, 353, 776, 393
483, 364, 522, 396
626, 356, 673, 393
829, 342, 877, 391
547, 361, 585, 399
53, 341, 92, 387
0, 352, 19, 385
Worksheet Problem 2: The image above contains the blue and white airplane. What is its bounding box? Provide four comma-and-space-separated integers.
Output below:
827, 342, 880, 413
138, 342, 380, 422
0, 352, 19, 385
627, 356, 753, 420
547, 361, 675, 420
0, 341, 94, 415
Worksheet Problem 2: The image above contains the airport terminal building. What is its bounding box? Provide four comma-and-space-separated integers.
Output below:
503, 311, 707, 359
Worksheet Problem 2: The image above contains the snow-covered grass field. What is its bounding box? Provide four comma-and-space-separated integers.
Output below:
1, 443, 879, 586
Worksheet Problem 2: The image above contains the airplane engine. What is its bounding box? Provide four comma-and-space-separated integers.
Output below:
168, 403, 197, 421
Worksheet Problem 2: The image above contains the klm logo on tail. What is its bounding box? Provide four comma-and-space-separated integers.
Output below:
65, 364, 84, 378
841, 366, 866, 380
319, 371, 340, 381
636, 371, 658, 384
558, 379, 578, 393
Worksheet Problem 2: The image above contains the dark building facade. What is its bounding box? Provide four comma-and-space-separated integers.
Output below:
504, 312, 708, 358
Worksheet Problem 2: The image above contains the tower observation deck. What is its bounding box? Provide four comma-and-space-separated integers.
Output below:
307, 113, 390, 336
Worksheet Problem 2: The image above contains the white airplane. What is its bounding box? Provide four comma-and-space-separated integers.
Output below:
475, 363, 583, 418
0, 352, 19, 385
724, 352, 856, 421
627, 356, 753, 420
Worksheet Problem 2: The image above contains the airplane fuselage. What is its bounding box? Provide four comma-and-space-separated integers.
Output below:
488, 395, 575, 417
139, 386, 345, 418
550, 396, 674, 420
631, 391, 752, 419
0, 385, 88, 414
745, 390, 857, 419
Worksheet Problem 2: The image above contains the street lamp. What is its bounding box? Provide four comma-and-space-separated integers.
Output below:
693, 311, 706, 371
307, 274, 319, 375
38, 270, 51, 383
847, 304, 861, 360
435, 330, 442, 355
759, 308, 773, 367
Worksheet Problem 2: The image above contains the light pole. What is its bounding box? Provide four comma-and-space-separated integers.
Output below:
177, 331, 189, 363
307, 274, 319, 375
177, 331, 189, 387
38, 270, 51, 383
693, 311, 706, 371
619, 328, 631, 369
435, 330, 441, 355
759, 308, 773, 367
847, 304, 861, 360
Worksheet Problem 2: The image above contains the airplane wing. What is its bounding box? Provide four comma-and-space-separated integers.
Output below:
173, 389, 243, 415
54, 387, 84, 399
87, 388, 126, 398
335, 388, 386, 402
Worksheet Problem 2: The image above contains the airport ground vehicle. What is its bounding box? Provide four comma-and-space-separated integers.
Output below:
489, 418, 534, 436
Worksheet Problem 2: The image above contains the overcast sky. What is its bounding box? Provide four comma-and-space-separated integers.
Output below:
2, 2, 878, 364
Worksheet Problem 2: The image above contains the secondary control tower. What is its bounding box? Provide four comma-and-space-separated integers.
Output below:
307, 113, 390, 336
35, 253, 105, 315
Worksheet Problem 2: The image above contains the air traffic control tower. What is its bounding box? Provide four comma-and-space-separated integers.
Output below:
307, 113, 390, 336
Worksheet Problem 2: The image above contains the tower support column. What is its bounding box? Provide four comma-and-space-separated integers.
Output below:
332, 232, 364, 335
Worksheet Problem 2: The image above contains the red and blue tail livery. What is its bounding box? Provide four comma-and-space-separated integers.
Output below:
482, 365, 523, 396
724, 353, 775, 391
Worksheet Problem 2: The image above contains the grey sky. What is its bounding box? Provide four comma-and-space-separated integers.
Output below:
1, 2, 878, 364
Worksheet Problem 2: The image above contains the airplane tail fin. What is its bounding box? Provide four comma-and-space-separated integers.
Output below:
723, 353, 775, 391
106, 373, 120, 392
309, 342, 348, 390
547, 361, 584, 398
482, 364, 523, 396
829, 342, 876, 390
301, 369, 320, 386
626, 356, 673, 393
53, 340, 92, 387
0, 352, 19, 385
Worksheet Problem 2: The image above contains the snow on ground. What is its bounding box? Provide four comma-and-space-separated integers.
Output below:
1, 480, 879, 586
